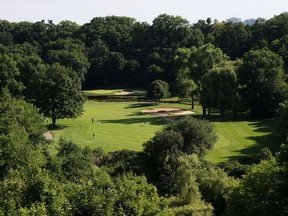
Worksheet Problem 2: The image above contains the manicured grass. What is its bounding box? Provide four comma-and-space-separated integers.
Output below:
48, 100, 191, 154
48, 100, 282, 163
205, 118, 282, 163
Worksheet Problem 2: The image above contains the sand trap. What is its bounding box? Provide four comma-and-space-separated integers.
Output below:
141, 108, 194, 116
43, 131, 53, 140
114, 90, 132, 95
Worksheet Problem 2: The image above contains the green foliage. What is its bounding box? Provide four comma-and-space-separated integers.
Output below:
165, 117, 217, 156
0, 54, 24, 95
174, 44, 229, 115
146, 79, 170, 105
143, 117, 217, 194
201, 61, 238, 116
225, 158, 288, 216
277, 100, 288, 135
113, 173, 171, 215
212, 22, 251, 59
45, 38, 89, 81
143, 130, 184, 193
238, 48, 287, 117
33, 63, 86, 126
54, 138, 94, 182
170, 154, 237, 215
0, 92, 46, 177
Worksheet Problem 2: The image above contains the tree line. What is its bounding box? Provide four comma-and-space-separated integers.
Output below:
1, 13, 288, 120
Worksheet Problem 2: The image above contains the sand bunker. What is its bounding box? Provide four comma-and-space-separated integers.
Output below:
43, 131, 53, 140
141, 108, 194, 116
114, 90, 132, 95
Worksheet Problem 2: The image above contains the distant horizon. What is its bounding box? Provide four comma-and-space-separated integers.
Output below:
0, 14, 283, 26
0, 0, 287, 25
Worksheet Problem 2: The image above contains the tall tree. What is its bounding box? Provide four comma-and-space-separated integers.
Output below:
238, 48, 287, 117
201, 61, 238, 116
0, 91, 46, 177
0, 54, 24, 95
146, 79, 170, 105
212, 22, 251, 59
34, 63, 86, 126
176, 68, 197, 109
45, 38, 89, 81
175, 44, 229, 115
151, 14, 192, 49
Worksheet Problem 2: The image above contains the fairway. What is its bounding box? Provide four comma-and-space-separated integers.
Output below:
205, 118, 281, 163
49, 100, 191, 153
49, 100, 281, 163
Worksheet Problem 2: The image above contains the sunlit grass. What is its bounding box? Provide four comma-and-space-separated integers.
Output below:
48, 97, 281, 163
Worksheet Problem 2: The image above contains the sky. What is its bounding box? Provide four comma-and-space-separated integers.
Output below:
0, 0, 287, 25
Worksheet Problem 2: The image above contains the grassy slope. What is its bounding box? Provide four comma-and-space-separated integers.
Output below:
205, 118, 281, 163
49, 99, 282, 163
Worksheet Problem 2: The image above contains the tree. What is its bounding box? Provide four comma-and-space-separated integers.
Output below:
165, 117, 218, 156
45, 38, 89, 82
113, 173, 171, 215
146, 79, 170, 105
201, 61, 238, 116
176, 68, 197, 109
174, 44, 229, 115
55, 138, 94, 182
34, 63, 86, 126
271, 35, 288, 73
151, 14, 192, 49
212, 22, 251, 59
238, 48, 287, 117
143, 117, 217, 194
225, 158, 288, 216
170, 155, 213, 215
146, 80, 170, 105
277, 100, 288, 135
143, 130, 184, 194
0, 54, 24, 95
0, 91, 46, 177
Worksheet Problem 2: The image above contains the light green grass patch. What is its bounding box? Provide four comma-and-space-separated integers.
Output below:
48, 99, 281, 163
205, 119, 281, 163
48, 101, 192, 154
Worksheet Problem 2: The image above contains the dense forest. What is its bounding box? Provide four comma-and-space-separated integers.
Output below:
1, 13, 288, 215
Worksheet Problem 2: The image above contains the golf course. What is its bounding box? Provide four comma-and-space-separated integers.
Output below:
47, 90, 282, 163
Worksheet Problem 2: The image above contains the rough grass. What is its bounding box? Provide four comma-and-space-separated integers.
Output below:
48, 100, 282, 163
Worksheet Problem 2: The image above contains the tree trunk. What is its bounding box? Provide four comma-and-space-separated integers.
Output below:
52, 116, 56, 127
191, 94, 194, 110
208, 107, 211, 116
220, 108, 225, 117
202, 106, 206, 116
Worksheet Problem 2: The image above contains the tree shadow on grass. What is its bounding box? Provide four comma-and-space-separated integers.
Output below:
124, 103, 154, 109
222, 118, 283, 163
98, 116, 166, 126
47, 124, 68, 131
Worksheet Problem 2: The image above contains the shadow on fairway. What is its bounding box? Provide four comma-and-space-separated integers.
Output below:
124, 103, 154, 109
99, 116, 166, 125
222, 118, 283, 162
47, 124, 68, 131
